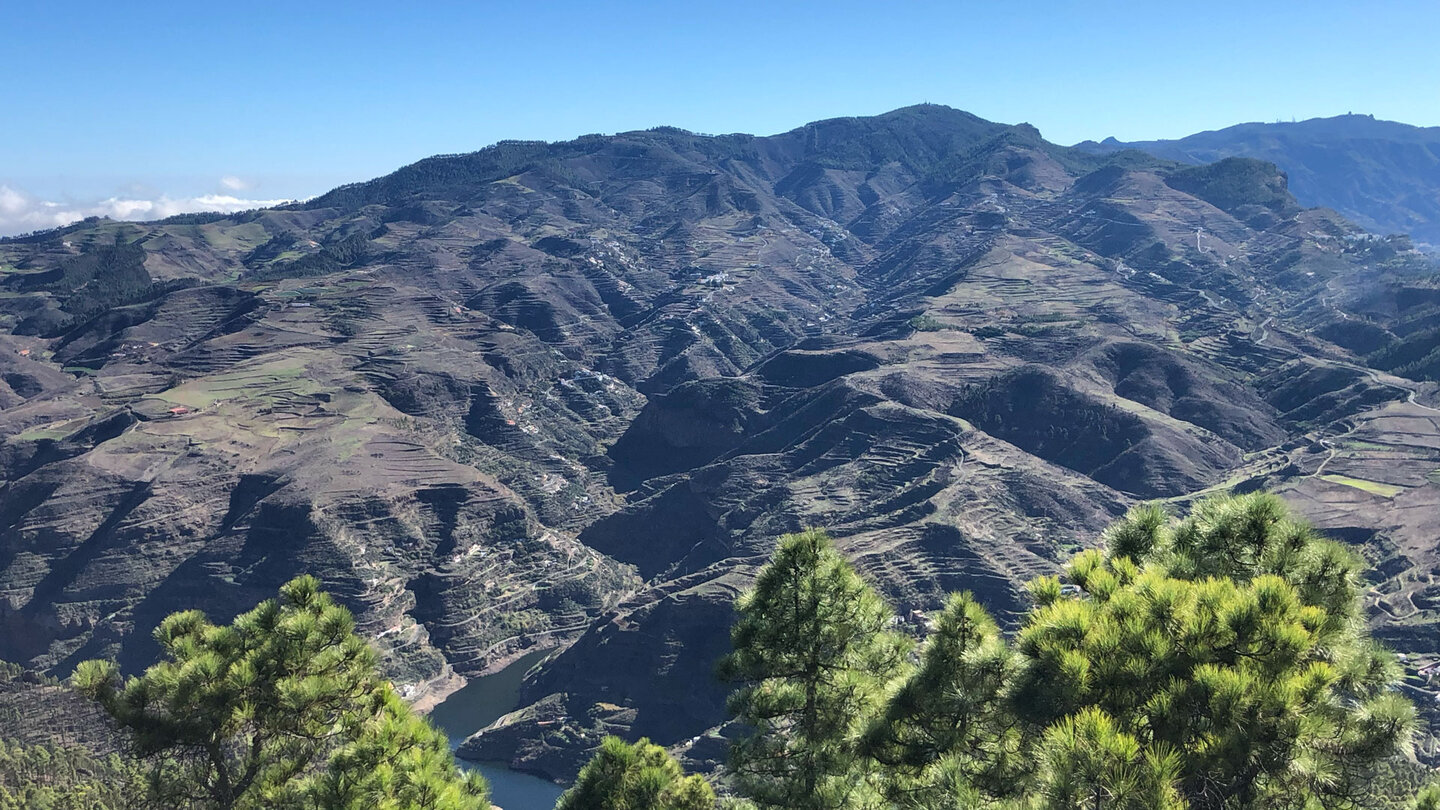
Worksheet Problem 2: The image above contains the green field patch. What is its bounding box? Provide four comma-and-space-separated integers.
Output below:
1341, 440, 1393, 451
331, 425, 371, 461
200, 222, 268, 251
11, 416, 87, 442
13, 426, 68, 441
1427, 469, 1440, 485
1025, 312, 1077, 324
1319, 474, 1405, 498
155, 358, 315, 408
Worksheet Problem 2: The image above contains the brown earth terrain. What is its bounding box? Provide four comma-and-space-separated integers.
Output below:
0, 105, 1437, 777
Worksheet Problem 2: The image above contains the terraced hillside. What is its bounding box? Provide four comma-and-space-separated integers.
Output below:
1, 105, 1438, 776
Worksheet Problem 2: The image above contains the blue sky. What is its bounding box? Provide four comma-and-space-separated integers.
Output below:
2, 0, 1437, 234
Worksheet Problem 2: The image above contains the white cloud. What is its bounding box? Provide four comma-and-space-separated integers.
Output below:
220, 175, 250, 191
0, 185, 292, 237
0, 186, 29, 217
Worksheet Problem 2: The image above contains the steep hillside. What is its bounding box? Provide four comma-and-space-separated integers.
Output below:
1075, 114, 1440, 250
2, 104, 1439, 777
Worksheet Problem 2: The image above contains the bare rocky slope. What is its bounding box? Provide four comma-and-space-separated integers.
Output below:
2, 105, 1439, 776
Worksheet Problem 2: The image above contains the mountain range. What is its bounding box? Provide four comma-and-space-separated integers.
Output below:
1, 104, 1439, 777
1076, 113, 1440, 251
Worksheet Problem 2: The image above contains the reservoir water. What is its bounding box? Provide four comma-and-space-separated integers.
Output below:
428, 648, 567, 810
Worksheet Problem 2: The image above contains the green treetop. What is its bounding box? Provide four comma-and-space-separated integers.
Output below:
74, 575, 488, 810
555, 736, 715, 810
1016, 493, 1413, 810
860, 591, 1024, 809
720, 529, 912, 810
1029, 706, 1186, 810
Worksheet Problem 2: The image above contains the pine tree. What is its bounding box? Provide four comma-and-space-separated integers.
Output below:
1029, 707, 1185, 810
308, 685, 490, 809
74, 575, 488, 810
861, 592, 1023, 808
720, 529, 911, 810
1015, 494, 1413, 810
555, 736, 715, 810
715, 495, 1412, 810
1414, 782, 1440, 810
0, 737, 144, 810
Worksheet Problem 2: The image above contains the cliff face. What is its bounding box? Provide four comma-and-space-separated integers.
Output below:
2, 105, 1438, 772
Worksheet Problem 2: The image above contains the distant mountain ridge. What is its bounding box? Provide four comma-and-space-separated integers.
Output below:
1075, 114, 1440, 250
